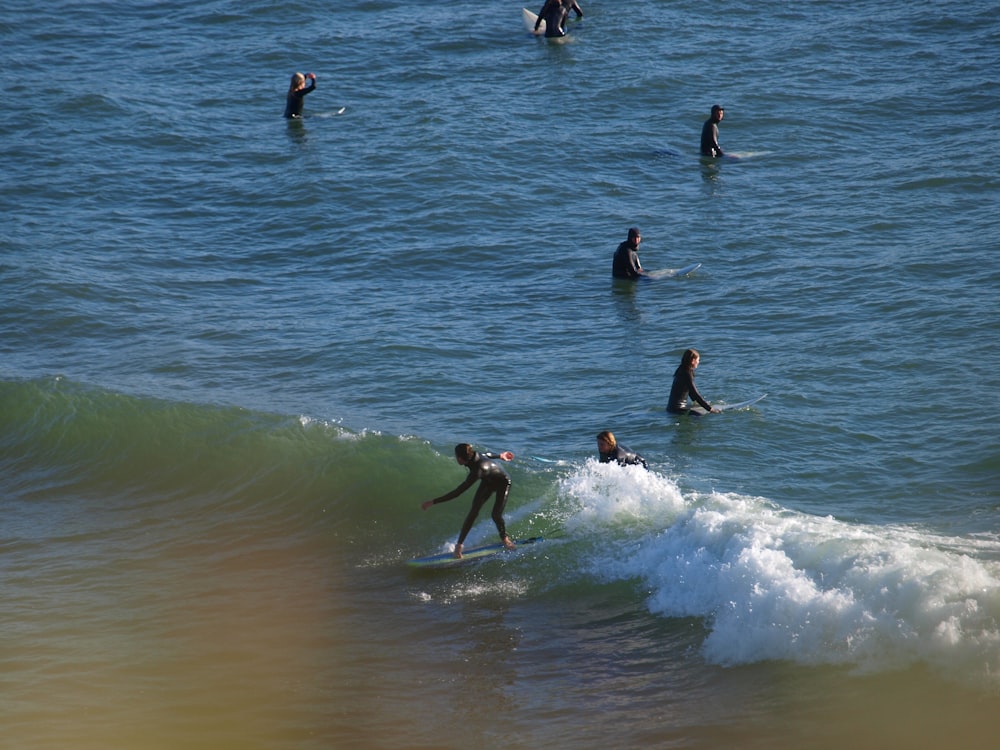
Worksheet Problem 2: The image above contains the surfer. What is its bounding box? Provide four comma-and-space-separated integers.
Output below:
700, 105, 725, 157
284, 71, 316, 119
596, 431, 647, 469
535, 0, 582, 38
667, 349, 721, 414
612, 227, 646, 280
421, 444, 517, 559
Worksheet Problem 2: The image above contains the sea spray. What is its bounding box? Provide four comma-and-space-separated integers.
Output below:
556, 462, 1000, 685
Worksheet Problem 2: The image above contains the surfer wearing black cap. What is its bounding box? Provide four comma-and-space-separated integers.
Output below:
700, 105, 725, 157
421, 444, 517, 559
612, 227, 646, 279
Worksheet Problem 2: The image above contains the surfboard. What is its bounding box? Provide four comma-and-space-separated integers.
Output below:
646, 263, 701, 280
689, 394, 767, 415
725, 151, 770, 160
523, 8, 544, 35
407, 537, 543, 570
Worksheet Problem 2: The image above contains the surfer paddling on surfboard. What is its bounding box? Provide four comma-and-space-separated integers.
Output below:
534, 0, 583, 38
667, 348, 721, 414
421, 444, 517, 559
596, 431, 648, 468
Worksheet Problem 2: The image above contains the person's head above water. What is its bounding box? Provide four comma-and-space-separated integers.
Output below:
454, 443, 476, 464
596, 430, 617, 451
710, 104, 724, 122
680, 348, 700, 368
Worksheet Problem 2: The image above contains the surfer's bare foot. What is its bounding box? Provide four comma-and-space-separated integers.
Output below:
503, 537, 516, 551
453, 544, 463, 559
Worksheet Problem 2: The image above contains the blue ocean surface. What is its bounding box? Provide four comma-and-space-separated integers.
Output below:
2, 1, 999, 748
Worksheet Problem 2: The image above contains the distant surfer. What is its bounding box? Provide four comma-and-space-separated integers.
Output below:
700, 105, 725, 157
596, 431, 647, 468
284, 71, 316, 119
421, 444, 517, 559
667, 348, 721, 414
612, 227, 646, 280
535, 0, 583, 38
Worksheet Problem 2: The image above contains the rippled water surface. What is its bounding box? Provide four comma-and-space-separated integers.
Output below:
2, 1, 999, 748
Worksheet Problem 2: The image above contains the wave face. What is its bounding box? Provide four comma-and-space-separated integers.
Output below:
5, 378, 999, 691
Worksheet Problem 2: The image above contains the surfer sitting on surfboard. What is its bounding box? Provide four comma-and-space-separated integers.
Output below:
596, 431, 648, 469
667, 348, 721, 414
700, 105, 725, 157
284, 71, 316, 119
612, 227, 646, 280
421, 444, 517, 559
535, 0, 582, 38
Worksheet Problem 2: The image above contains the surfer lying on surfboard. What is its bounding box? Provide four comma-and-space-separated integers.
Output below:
596, 431, 647, 468
421, 443, 517, 559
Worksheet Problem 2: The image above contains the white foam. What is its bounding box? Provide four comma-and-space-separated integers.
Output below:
557, 464, 1000, 684
557, 459, 687, 534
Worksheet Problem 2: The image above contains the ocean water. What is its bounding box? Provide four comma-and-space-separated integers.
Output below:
2, 1, 999, 748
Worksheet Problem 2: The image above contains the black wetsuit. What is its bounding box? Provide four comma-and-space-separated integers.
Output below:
537, 0, 569, 37
284, 80, 316, 119
612, 241, 643, 279
430, 452, 511, 545
700, 118, 723, 157
599, 444, 648, 469
667, 365, 712, 413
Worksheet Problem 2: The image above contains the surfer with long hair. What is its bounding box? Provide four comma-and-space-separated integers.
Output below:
596, 431, 647, 468
667, 349, 721, 414
284, 71, 316, 119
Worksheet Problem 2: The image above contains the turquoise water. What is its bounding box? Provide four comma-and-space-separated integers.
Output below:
2, 1, 999, 747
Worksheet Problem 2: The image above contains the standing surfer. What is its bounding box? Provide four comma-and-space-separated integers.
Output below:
700, 105, 725, 157
284, 71, 316, 119
667, 349, 721, 414
421, 444, 517, 559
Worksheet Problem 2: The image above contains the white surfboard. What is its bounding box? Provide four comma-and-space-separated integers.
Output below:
689, 394, 767, 415
523, 8, 544, 35
725, 151, 770, 160
718, 393, 767, 411
407, 537, 543, 570
645, 263, 702, 280
312, 107, 346, 119
528, 455, 561, 464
